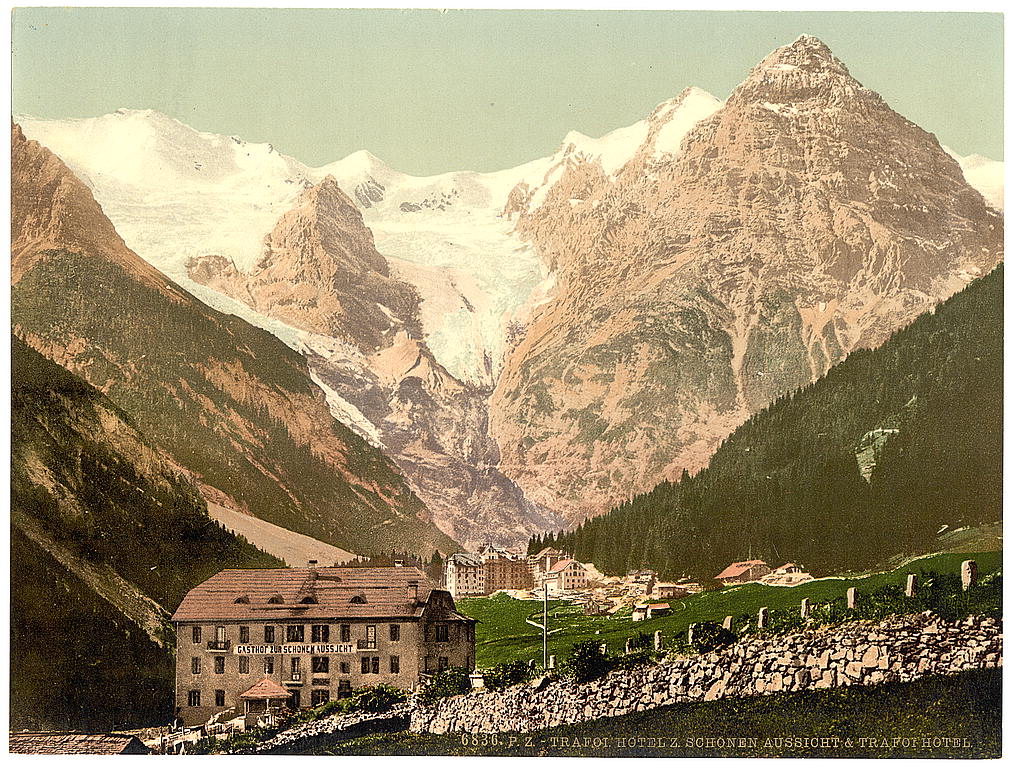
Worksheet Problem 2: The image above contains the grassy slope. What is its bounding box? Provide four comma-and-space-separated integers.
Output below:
318, 669, 1000, 758
459, 551, 1001, 668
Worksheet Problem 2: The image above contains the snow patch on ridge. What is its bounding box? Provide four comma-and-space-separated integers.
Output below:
308, 369, 383, 447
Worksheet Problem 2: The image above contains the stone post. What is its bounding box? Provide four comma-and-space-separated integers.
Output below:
800, 598, 810, 619
598, 643, 607, 655
654, 631, 663, 651
722, 616, 733, 631
905, 574, 918, 598
625, 638, 633, 654
687, 623, 696, 644
961, 560, 978, 591
757, 607, 768, 629
847, 587, 858, 609
469, 671, 485, 690
527, 659, 536, 670
548, 655, 557, 669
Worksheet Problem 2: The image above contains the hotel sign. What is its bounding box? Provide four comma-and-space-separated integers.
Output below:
234, 643, 356, 655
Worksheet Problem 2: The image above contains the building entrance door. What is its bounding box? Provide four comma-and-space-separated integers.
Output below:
287, 690, 301, 709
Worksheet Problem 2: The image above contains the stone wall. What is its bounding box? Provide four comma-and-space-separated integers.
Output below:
410, 613, 1002, 735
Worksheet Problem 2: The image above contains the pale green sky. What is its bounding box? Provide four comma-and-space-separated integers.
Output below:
11, 9, 1003, 174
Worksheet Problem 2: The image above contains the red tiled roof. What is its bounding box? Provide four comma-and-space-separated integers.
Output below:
239, 677, 291, 700
648, 603, 671, 610
714, 560, 768, 580
549, 559, 576, 573
172, 566, 434, 621
776, 563, 798, 571
9, 732, 148, 755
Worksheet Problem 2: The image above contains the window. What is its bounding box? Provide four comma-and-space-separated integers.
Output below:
214, 656, 225, 674
264, 626, 275, 644
340, 625, 350, 643
287, 690, 301, 709
268, 595, 284, 604
311, 689, 330, 707
290, 657, 301, 676
361, 657, 371, 675
286, 625, 305, 643
215, 690, 225, 707
439, 656, 449, 670
338, 681, 352, 699
215, 625, 226, 643
264, 657, 275, 674
350, 594, 367, 604
239, 626, 250, 644
234, 595, 249, 604
390, 624, 401, 642
188, 690, 201, 707
191, 657, 201, 674
192, 626, 202, 644
390, 656, 400, 674
424, 624, 431, 642
312, 624, 329, 643
312, 657, 329, 674
365, 625, 376, 649
239, 656, 250, 675
371, 657, 380, 674
436, 624, 450, 643
339, 661, 350, 674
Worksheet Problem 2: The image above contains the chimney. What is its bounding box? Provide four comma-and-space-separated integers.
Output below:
394, 559, 404, 568
308, 559, 318, 577
407, 581, 419, 601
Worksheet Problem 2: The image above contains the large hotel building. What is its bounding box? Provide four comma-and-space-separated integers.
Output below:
171, 563, 476, 726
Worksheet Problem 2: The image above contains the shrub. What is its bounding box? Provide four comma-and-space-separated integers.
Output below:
617, 649, 660, 669
758, 607, 804, 636
688, 620, 738, 654
419, 667, 472, 704
562, 639, 614, 683
482, 659, 537, 690
347, 683, 407, 713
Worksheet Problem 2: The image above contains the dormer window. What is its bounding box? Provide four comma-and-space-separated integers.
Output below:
268, 594, 284, 604
349, 595, 367, 604
300, 596, 317, 604
234, 595, 250, 604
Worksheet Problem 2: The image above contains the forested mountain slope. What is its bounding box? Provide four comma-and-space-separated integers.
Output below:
10, 336, 282, 730
535, 266, 1002, 578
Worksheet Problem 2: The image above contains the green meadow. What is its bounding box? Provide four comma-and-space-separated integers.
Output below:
458, 551, 1001, 668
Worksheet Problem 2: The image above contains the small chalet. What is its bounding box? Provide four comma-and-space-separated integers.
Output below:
761, 562, 815, 587
715, 560, 770, 586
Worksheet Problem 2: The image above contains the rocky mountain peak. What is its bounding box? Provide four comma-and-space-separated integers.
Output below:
732, 34, 869, 109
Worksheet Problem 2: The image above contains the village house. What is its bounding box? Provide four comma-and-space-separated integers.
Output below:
527, 547, 570, 586
760, 562, 815, 586
171, 562, 476, 726
652, 582, 694, 600
544, 558, 589, 592
631, 601, 673, 621
715, 560, 771, 586
444, 552, 484, 597
443, 544, 532, 598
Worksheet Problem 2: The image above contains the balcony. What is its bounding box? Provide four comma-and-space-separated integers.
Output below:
207, 640, 231, 651
356, 640, 377, 651
284, 670, 304, 685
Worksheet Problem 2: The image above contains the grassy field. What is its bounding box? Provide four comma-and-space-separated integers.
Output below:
316, 668, 1001, 758
458, 551, 1002, 668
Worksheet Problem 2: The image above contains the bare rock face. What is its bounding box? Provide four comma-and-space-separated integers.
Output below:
187, 175, 423, 353
189, 176, 562, 548
491, 36, 1003, 524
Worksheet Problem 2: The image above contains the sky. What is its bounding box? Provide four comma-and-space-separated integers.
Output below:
10, 8, 1003, 174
